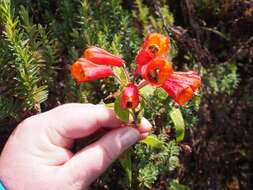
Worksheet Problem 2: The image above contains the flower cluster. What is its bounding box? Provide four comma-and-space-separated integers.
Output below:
70, 33, 201, 110
134, 33, 201, 105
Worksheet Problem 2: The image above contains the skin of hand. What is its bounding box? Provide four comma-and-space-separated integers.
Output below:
0, 103, 152, 190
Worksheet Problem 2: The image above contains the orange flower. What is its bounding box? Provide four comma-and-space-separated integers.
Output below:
135, 33, 170, 65
143, 33, 170, 55
84, 47, 124, 67
120, 83, 140, 109
70, 58, 113, 83
141, 57, 173, 86
162, 71, 201, 105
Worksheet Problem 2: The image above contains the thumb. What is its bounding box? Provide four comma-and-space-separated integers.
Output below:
63, 127, 139, 188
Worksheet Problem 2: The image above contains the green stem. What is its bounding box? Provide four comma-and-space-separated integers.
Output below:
122, 64, 131, 83
139, 94, 157, 113
131, 108, 138, 126
137, 80, 149, 90
113, 73, 122, 84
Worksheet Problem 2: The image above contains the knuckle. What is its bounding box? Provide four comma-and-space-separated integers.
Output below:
100, 143, 117, 163
17, 114, 41, 131
18, 116, 36, 128
57, 103, 95, 110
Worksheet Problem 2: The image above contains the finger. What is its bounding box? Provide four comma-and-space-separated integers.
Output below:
89, 117, 152, 142
137, 118, 152, 133
42, 103, 122, 139
140, 132, 149, 140
63, 127, 139, 188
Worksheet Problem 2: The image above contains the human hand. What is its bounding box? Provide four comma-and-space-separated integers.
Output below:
0, 103, 152, 190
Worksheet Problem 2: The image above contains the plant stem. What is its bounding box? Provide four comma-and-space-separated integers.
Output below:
123, 64, 131, 83
113, 73, 122, 84
139, 94, 157, 113
137, 80, 149, 90
132, 108, 138, 125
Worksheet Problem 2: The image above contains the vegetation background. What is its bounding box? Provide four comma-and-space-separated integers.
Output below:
0, 0, 252, 189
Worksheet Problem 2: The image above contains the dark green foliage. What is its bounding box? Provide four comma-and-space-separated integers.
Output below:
0, 0, 251, 189
169, 179, 190, 190
205, 63, 240, 95
0, 0, 48, 113
134, 138, 180, 188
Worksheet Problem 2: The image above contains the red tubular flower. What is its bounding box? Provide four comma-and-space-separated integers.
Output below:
135, 48, 153, 66
70, 58, 113, 83
162, 81, 193, 106
162, 71, 201, 105
84, 47, 124, 67
141, 57, 173, 86
135, 33, 170, 65
171, 71, 201, 92
120, 83, 140, 109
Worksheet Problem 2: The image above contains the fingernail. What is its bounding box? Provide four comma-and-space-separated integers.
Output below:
120, 128, 140, 148
138, 117, 152, 129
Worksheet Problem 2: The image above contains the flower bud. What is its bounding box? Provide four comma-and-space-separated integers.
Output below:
120, 83, 140, 109
84, 47, 124, 67
70, 58, 113, 83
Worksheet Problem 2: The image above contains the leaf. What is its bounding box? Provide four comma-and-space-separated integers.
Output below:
202, 26, 230, 41
104, 102, 114, 109
169, 108, 185, 142
154, 88, 168, 100
119, 151, 132, 187
114, 96, 129, 122
113, 67, 128, 88
140, 135, 165, 149
136, 99, 145, 124
139, 85, 156, 98
169, 179, 191, 190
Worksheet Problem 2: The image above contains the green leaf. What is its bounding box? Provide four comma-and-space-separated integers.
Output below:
139, 85, 156, 98
154, 88, 168, 100
114, 96, 129, 122
113, 67, 128, 88
169, 179, 191, 190
104, 102, 114, 109
136, 99, 145, 124
202, 26, 230, 41
169, 108, 185, 142
119, 151, 132, 187
140, 135, 165, 149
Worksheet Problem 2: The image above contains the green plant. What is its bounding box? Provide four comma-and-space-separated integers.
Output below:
0, 0, 48, 114
69, 32, 201, 189
135, 138, 180, 188
1, 1, 247, 189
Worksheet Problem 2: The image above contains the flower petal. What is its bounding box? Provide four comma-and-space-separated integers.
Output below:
168, 71, 201, 92
135, 33, 170, 65
84, 47, 124, 67
135, 47, 153, 65
70, 58, 113, 83
143, 33, 170, 56
162, 71, 201, 105
141, 57, 173, 86
162, 80, 194, 106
